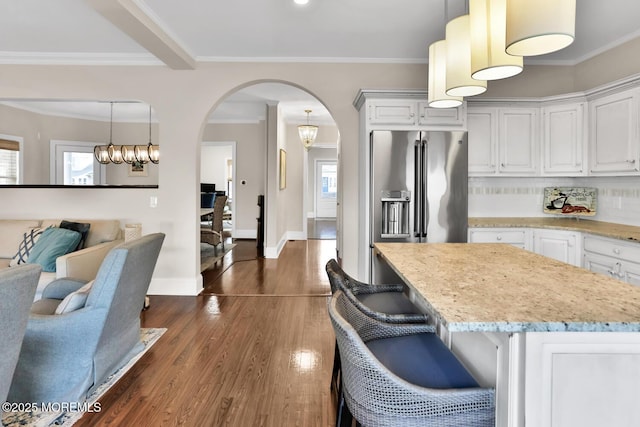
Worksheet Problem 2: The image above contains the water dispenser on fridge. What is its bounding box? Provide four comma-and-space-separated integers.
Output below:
380, 190, 411, 238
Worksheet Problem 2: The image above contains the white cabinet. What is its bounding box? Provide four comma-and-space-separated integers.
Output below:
532, 229, 581, 266
467, 106, 539, 175
366, 99, 466, 128
542, 102, 586, 175
589, 89, 640, 175
468, 107, 498, 174
468, 227, 531, 250
583, 235, 640, 286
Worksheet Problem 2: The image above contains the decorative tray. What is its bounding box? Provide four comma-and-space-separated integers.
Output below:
543, 187, 597, 216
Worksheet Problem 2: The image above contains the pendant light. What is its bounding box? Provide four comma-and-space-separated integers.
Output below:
470, 0, 523, 80
135, 105, 159, 164
505, 0, 576, 56
94, 102, 123, 164
428, 40, 462, 108
298, 109, 318, 151
446, 15, 487, 97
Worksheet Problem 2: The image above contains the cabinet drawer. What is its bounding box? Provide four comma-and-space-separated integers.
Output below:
583, 235, 640, 263
469, 229, 527, 244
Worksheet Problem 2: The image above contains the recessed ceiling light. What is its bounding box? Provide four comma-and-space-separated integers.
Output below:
294, 0, 309, 5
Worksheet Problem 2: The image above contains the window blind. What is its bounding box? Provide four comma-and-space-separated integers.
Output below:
0, 138, 20, 184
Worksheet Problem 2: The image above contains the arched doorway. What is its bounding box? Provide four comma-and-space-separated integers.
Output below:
199, 81, 339, 269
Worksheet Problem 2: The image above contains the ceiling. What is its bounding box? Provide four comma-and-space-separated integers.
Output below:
2, 0, 640, 123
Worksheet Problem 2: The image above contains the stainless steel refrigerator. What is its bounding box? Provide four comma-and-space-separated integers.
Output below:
369, 130, 468, 282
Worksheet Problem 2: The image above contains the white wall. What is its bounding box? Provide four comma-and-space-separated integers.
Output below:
0, 39, 639, 293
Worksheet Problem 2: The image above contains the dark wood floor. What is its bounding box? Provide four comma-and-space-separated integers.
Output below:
75, 239, 338, 427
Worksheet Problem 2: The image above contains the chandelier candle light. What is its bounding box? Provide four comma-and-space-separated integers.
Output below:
298, 109, 318, 151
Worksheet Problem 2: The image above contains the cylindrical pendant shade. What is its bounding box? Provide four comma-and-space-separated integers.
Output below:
428, 40, 463, 108
506, 0, 576, 56
446, 15, 487, 97
470, 0, 523, 80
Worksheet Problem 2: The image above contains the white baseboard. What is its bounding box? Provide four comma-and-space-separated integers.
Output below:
307, 212, 315, 218
147, 276, 203, 296
287, 231, 306, 240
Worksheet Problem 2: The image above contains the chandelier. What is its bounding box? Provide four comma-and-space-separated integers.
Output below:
428, 0, 575, 108
94, 103, 159, 165
298, 109, 318, 151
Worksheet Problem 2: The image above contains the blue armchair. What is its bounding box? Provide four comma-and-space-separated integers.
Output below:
7, 233, 165, 404
0, 265, 41, 408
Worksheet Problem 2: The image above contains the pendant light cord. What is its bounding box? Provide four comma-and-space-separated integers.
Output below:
109, 102, 113, 145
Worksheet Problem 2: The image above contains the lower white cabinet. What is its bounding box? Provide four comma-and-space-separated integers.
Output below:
532, 229, 581, 267
583, 235, 640, 286
468, 228, 531, 250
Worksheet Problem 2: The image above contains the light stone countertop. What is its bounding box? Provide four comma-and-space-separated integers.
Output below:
374, 242, 640, 333
469, 217, 640, 243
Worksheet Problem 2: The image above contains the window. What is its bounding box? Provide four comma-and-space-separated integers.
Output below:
0, 138, 20, 185
50, 140, 104, 185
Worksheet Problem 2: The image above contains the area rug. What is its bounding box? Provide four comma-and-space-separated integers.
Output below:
201, 242, 236, 272
2, 328, 166, 427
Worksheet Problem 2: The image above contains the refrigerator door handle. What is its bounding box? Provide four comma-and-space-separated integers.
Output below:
420, 140, 428, 239
414, 141, 421, 238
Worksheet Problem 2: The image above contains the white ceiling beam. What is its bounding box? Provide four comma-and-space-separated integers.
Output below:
86, 0, 196, 70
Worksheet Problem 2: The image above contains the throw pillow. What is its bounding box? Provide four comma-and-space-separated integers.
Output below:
27, 227, 82, 272
55, 280, 94, 315
59, 220, 91, 250
9, 227, 44, 267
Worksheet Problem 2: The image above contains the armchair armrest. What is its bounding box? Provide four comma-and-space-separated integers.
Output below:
55, 240, 122, 282
41, 278, 89, 300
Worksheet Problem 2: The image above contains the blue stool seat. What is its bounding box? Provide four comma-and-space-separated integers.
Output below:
367, 333, 479, 389
356, 292, 423, 316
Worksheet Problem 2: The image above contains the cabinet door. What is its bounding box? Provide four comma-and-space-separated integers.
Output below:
533, 230, 580, 266
622, 261, 640, 286
367, 100, 417, 125
542, 103, 585, 175
417, 102, 466, 127
499, 108, 539, 174
583, 252, 622, 279
589, 90, 639, 174
467, 107, 498, 175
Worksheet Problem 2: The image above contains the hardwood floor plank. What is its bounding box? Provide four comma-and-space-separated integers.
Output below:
75, 240, 337, 427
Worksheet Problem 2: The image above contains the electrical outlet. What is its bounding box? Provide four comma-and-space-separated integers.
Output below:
150, 196, 158, 208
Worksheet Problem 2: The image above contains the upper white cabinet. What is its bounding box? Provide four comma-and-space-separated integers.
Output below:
365, 98, 466, 129
542, 102, 587, 176
588, 89, 640, 175
468, 106, 539, 175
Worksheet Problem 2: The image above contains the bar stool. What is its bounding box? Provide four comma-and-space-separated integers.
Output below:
328, 289, 495, 427
325, 259, 430, 425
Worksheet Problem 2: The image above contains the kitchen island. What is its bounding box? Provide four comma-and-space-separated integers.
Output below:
374, 242, 640, 427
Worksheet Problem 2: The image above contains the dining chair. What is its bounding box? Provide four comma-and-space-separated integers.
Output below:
328, 289, 495, 427
201, 194, 228, 252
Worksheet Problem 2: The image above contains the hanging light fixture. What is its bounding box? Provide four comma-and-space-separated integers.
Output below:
94, 102, 123, 164
134, 105, 159, 164
470, 0, 523, 80
428, 40, 463, 108
505, 0, 576, 56
298, 109, 318, 151
446, 15, 488, 97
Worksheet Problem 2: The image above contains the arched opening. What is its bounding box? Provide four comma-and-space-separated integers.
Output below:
198, 81, 340, 274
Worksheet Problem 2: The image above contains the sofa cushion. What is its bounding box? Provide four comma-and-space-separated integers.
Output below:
27, 227, 82, 272
9, 227, 44, 267
59, 220, 91, 250
41, 219, 121, 248
54, 280, 94, 314
0, 220, 41, 258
